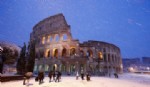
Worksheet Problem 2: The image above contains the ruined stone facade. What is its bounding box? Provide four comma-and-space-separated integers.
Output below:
30, 14, 123, 75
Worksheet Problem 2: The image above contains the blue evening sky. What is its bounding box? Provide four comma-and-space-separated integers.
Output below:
0, 0, 150, 58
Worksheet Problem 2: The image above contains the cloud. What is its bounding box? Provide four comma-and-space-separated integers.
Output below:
135, 22, 142, 26
127, 18, 142, 26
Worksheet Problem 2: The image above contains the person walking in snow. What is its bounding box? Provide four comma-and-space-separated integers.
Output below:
55, 71, 61, 82
23, 72, 33, 85
76, 71, 79, 80
86, 72, 90, 81
38, 71, 44, 84
114, 73, 118, 78
81, 70, 84, 80
48, 71, 53, 82
52, 71, 56, 81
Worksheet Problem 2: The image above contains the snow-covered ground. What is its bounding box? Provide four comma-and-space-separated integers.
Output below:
1, 73, 150, 87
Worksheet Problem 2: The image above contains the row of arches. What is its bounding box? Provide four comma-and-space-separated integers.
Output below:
41, 34, 68, 44
44, 48, 74, 58
37, 48, 95, 58
34, 64, 121, 75
36, 48, 120, 64
34, 63, 85, 74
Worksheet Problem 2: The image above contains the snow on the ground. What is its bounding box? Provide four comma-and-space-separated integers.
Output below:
1, 73, 150, 87
119, 73, 150, 85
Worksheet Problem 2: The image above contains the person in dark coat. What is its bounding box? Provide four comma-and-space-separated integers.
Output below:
86, 72, 90, 81
114, 73, 118, 78
52, 71, 56, 81
80, 70, 84, 80
55, 71, 61, 82
23, 72, 33, 85
48, 71, 53, 82
38, 71, 44, 84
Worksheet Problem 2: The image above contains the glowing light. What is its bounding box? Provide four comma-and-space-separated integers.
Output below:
146, 67, 150, 71
42, 36, 46, 44
99, 52, 103, 59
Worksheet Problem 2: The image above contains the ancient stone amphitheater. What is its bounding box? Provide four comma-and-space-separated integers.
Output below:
30, 13, 123, 75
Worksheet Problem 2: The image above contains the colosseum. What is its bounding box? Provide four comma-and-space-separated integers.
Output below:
30, 13, 123, 75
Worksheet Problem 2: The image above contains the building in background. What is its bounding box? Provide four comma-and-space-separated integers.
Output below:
123, 57, 150, 72
122, 58, 141, 72
142, 57, 150, 65
30, 13, 123, 75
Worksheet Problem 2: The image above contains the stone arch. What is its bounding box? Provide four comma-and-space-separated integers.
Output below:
62, 34, 67, 41
47, 35, 50, 43
39, 50, 44, 58
53, 64, 58, 71
112, 54, 114, 62
98, 51, 103, 60
80, 50, 84, 57
86, 49, 93, 57
61, 64, 67, 72
108, 54, 110, 62
42, 36, 46, 44
53, 48, 58, 58
45, 64, 49, 72
62, 48, 67, 57
80, 64, 84, 71
103, 53, 107, 62
70, 64, 76, 74
45, 49, 50, 58
55, 34, 59, 42
70, 47, 76, 56
103, 48, 106, 52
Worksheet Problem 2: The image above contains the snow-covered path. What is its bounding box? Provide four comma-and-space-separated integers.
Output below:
1, 73, 150, 87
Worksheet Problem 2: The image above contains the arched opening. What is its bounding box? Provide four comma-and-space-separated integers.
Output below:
47, 36, 50, 43
45, 64, 49, 72
38, 65, 43, 71
61, 64, 66, 72
55, 34, 59, 42
80, 50, 84, 57
42, 36, 46, 44
53, 64, 57, 71
62, 48, 67, 57
45, 49, 50, 58
53, 49, 58, 58
70, 64, 75, 74
108, 54, 110, 62
112, 55, 114, 62
103, 54, 107, 62
63, 34, 67, 41
98, 52, 103, 60
70, 47, 76, 56
47, 50, 50, 57
86, 49, 93, 57
39, 50, 44, 58
80, 64, 84, 72
50, 36, 53, 42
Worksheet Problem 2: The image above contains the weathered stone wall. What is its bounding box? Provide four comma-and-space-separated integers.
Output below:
30, 13, 123, 75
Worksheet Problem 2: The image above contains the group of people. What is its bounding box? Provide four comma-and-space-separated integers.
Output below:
76, 71, 91, 81
23, 70, 119, 85
109, 72, 119, 78
35, 71, 62, 84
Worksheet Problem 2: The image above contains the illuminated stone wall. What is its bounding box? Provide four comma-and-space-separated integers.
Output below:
30, 13, 123, 75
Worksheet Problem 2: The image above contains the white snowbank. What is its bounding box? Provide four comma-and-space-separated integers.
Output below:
1, 73, 150, 87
